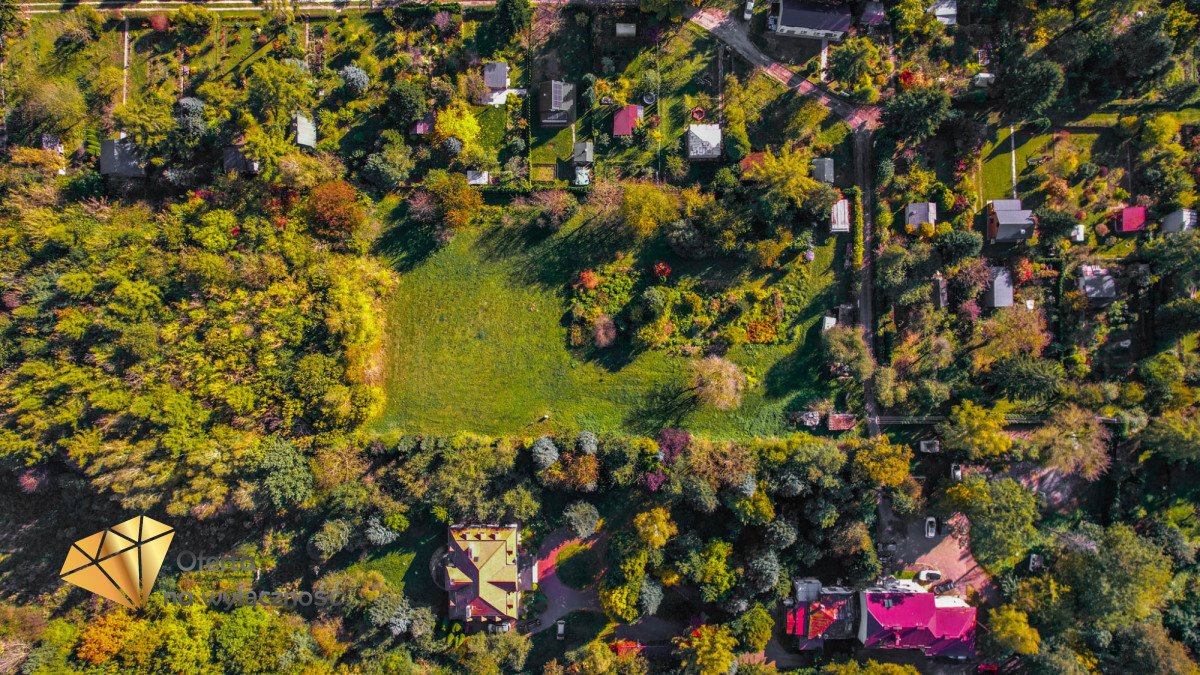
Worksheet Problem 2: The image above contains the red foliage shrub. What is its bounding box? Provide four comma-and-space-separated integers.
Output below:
578, 269, 600, 290
309, 180, 366, 239
17, 468, 47, 494
653, 261, 671, 281
149, 14, 169, 31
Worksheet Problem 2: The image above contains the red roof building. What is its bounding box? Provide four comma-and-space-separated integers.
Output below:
858, 584, 976, 659
614, 105, 644, 136
1120, 206, 1147, 233
828, 413, 857, 431
609, 640, 645, 657
788, 580, 857, 650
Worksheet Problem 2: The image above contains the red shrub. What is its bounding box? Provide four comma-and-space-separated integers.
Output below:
309, 180, 366, 239
149, 14, 169, 32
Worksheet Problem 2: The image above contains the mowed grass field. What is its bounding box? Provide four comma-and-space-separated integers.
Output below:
372, 212, 842, 439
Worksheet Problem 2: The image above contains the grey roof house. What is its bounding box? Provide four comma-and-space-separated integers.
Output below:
1078, 265, 1117, 303
222, 146, 261, 175
483, 61, 509, 90
1162, 208, 1196, 234
538, 80, 576, 127
293, 114, 317, 149
988, 199, 1036, 243
812, 157, 834, 184
775, 0, 853, 40
572, 142, 593, 165
905, 202, 937, 228
983, 267, 1014, 308
99, 138, 146, 178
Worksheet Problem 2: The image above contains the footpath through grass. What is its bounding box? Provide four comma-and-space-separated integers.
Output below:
372, 213, 841, 440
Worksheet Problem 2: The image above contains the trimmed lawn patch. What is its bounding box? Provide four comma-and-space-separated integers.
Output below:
373, 215, 843, 439
555, 542, 602, 590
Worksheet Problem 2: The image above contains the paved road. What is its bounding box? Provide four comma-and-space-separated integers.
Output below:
687, 7, 879, 131
526, 528, 604, 636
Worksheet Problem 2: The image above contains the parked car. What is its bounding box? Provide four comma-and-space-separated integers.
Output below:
767, 15, 777, 30
556, 619, 565, 640
933, 580, 957, 594
951, 463, 962, 481
1029, 553, 1045, 572
743, 0, 754, 20
925, 517, 938, 538
917, 569, 943, 582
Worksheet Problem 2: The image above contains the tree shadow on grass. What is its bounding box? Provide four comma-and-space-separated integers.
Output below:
763, 325, 826, 401
623, 382, 699, 435
373, 201, 440, 273
476, 214, 637, 290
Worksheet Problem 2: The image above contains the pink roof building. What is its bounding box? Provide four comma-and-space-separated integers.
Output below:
1120, 206, 1147, 233
613, 105, 643, 136
858, 587, 976, 659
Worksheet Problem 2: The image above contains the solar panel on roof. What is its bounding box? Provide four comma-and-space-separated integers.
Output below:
551, 81, 564, 110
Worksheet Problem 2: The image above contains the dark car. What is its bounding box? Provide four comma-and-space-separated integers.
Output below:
933, 580, 957, 594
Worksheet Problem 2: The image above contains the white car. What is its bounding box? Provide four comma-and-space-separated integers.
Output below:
744, 0, 754, 20
556, 619, 565, 640
917, 569, 943, 582
925, 517, 938, 538
950, 463, 962, 481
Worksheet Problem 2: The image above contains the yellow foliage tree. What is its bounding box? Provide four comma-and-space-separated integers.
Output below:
988, 605, 1041, 656
434, 99, 482, 152
76, 611, 141, 665
744, 145, 818, 210
851, 436, 914, 488
633, 507, 677, 549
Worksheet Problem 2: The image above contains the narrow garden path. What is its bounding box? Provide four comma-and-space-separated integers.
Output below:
528, 527, 607, 635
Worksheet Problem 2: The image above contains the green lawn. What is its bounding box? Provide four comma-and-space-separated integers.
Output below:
555, 542, 602, 590
349, 527, 443, 611
372, 213, 842, 439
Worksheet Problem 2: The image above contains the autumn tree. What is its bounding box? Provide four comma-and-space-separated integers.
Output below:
692, 357, 747, 410
425, 170, 484, 230
633, 507, 677, 549
938, 400, 1013, 459
824, 326, 875, 382
1142, 407, 1200, 462
731, 604, 774, 652
1031, 405, 1111, 480
309, 180, 366, 240
744, 145, 819, 210
850, 436, 913, 488
247, 58, 315, 127
987, 605, 1040, 657
674, 624, 737, 675
620, 182, 679, 238
823, 661, 921, 675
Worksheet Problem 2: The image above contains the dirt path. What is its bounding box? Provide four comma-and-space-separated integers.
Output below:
527, 527, 606, 635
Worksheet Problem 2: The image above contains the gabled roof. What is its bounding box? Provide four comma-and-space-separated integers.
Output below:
293, 113, 317, 148
222, 146, 260, 175
860, 590, 976, 659
539, 80, 576, 126
614, 104, 643, 136
812, 157, 834, 183
778, 0, 853, 32
983, 267, 1014, 308
828, 413, 856, 431
615, 22, 637, 37
467, 170, 490, 186
831, 198, 851, 233
687, 124, 722, 159
928, 0, 957, 25
905, 202, 937, 226
1162, 208, 1196, 234
447, 525, 522, 623
99, 138, 146, 177
1120, 206, 1147, 232
410, 111, 434, 135
573, 141, 593, 164
483, 61, 509, 89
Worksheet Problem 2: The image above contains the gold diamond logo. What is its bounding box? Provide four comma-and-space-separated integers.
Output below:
60, 516, 174, 609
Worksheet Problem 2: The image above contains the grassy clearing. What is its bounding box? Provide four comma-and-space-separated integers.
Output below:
372, 209, 842, 440
555, 542, 602, 590
349, 527, 443, 611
